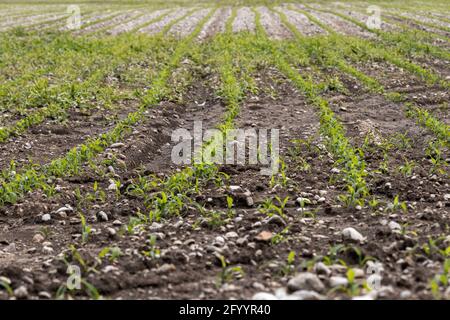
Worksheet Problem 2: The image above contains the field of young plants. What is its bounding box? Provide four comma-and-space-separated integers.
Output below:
0, 0, 449, 300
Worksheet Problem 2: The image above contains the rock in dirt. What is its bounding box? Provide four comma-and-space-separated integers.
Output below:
42, 246, 54, 255
265, 215, 287, 226
33, 234, 45, 243
342, 227, 365, 242
155, 263, 176, 274
289, 290, 325, 300
55, 205, 73, 214
388, 221, 401, 232
225, 231, 238, 239
329, 276, 349, 287
314, 262, 331, 276
287, 272, 325, 293
107, 227, 116, 237
255, 231, 273, 242
252, 292, 277, 300
97, 211, 108, 222
110, 142, 125, 148
14, 286, 28, 299
41, 214, 51, 222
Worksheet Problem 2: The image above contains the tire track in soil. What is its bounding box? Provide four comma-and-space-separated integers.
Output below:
197, 7, 231, 41
138, 8, 190, 35
242, 66, 449, 300
107, 9, 169, 35
58, 11, 120, 32
275, 6, 326, 36
32, 10, 98, 31
0, 79, 229, 300
168, 8, 212, 38
321, 6, 397, 32
75, 10, 142, 35
146, 70, 344, 300
0, 12, 67, 30
351, 60, 449, 123
0, 100, 139, 172
257, 6, 292, 39
300, 6, 374, 38
320, 65, 449, 205
232, 7, 255, 33
383, 14, 450, 41
391, 11, 450, 30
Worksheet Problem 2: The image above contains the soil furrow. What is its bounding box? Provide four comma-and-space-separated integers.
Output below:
257, 6, 291, 39
169, 8, 212, 38
197, 6, 231, 41
138, 8, 190, 35
232, 7, 255, 33
275, 6, 326, 36
107, 9, 169, 35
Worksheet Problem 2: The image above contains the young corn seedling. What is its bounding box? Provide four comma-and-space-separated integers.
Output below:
216, 255, 244, 288
226, 195, 236, 219
281, 251, 296, 276
386, 195, 408, 213
398, 158, 416, 177
142, 234, 160, 259
259, 196, 289, 218
271, 226, 290, 246
80, 213, 92, 243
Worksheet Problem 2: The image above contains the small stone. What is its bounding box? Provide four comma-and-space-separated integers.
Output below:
289, 290, 325, 300
155, 263, 176, 274
388, 221, 401, 231
14, 286, 28, 299
5, 243, 16, 252
38, 291, 52, 299
236, 237, 248, 246
225, 231, 238, 239
107, 227, 116, 237
214, 236, 225, 246
287, 272, 325, 293
400, 290, 412, 299
229, 186, 243, 192
252, 292, 277, 300
329, 276, 349, 287
444, 194, 450, 201
149, 222, 163, 230
97, 211, 108, 222
55, 205, 73, 214
342, 227, 365, 242
252, 282, 265, 290
246, 197, 254, 207
266, 215, 287, 226
110, 142, 125, 148
42, 246, 54, 255
112, 220, 122, 226
41, 214, 51, 222
314, 262, 331, 276
255, 231, 273, 242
